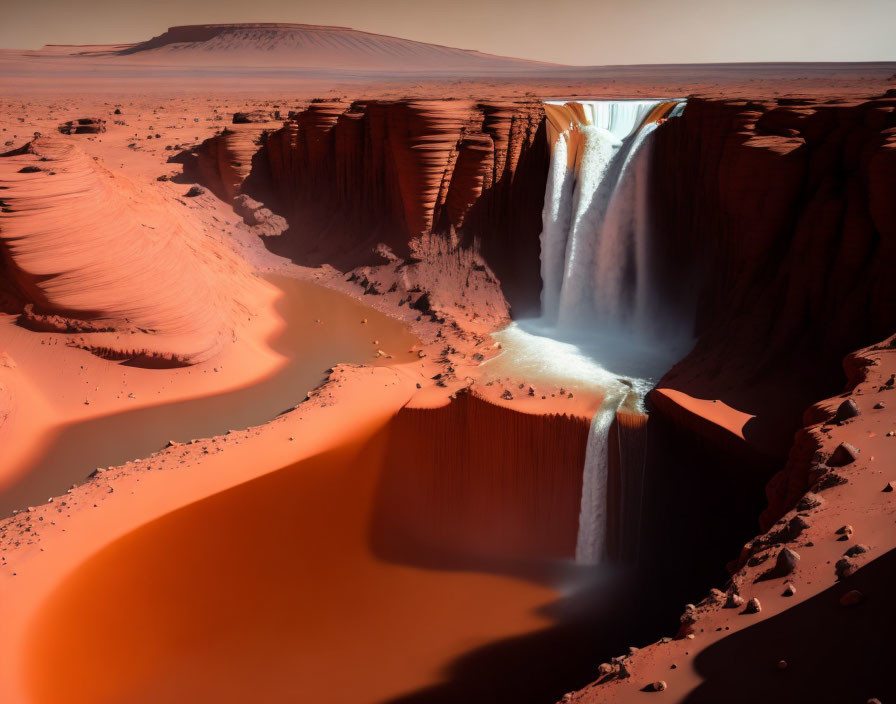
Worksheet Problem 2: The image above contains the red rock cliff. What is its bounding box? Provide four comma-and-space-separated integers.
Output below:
653, 96, 896, 459
262, 98, 549, 311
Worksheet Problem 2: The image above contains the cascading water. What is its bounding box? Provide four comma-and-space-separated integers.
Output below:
486, 99, 691, 565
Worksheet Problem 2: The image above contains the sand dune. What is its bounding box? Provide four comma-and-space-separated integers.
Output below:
0, 136, 261, 365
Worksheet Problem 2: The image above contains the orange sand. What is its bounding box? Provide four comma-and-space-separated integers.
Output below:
23, 422, 558, 704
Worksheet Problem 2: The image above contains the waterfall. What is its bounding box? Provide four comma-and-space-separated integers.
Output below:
575, 395, 623, 564
540, 99, 681, 334
487, 99, 689, 565
538, 100, 685, 564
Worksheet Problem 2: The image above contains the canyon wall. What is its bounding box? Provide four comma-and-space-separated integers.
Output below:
652, 96, 896, 453
645, 95, 896, 541
200, 93, 896, 531
371, 391, 590, 568
253, 99, 550, 312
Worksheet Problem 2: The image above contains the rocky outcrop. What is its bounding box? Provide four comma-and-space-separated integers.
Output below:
232, 110, 277, 124
57, 118, 106, 135
193, 124, 275, 202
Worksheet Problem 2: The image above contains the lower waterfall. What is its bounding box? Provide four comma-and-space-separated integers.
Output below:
575, 394, 623, 564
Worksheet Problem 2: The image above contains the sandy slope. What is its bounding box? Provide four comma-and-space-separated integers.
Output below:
0, 136, 263, 364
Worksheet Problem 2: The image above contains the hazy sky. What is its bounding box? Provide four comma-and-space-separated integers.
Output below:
2, 0, 894, 65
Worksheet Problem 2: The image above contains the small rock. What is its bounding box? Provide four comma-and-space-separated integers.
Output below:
835, 557, 857, 579
844, 544, 869, 557
833, 399, 860, 423
840, 589, 864, 606
777, 659, 788, 670
725, 593, 745, 609
828, 442, 859, 467
836, 524, 854, 536
501, 390, 513, 400
597, 662, 615, 677
744, 597, 761, 614
649, 681, 667, 692
185, 185, 205, 197
873, 402, 885, 410
883, 481, 895, 493
772, 547, 801, 577
797, 492, 824, 511
815, 471, 848, 490
782, 582, 796, 597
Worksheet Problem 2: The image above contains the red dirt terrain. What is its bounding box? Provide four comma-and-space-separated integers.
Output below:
0, 24, 895, 704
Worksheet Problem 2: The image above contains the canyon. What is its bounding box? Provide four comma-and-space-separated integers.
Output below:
0, 22, 895, 704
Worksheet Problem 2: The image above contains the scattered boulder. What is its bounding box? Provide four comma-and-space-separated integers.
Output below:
597, 662, 615, 677
725, 592, 745, 609
832, 399, 859, 423
185, 185, 205, 197
782, 582, 796, 597
17, 165, 41, 173
844, 544, 869, 557
762, 547, 800, 579
774, 515, 809, 542
835, 557, 857, 580
648, 681, 667, 692
828, 442, 859, 466
883, 481, 895, 493
815, 471, 848, 490
797, 492, 824, 511
744, 598, 761, 614
836, 524, 854, 540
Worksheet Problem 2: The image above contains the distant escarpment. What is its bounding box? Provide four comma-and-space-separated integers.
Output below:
113, 23, 554, 72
